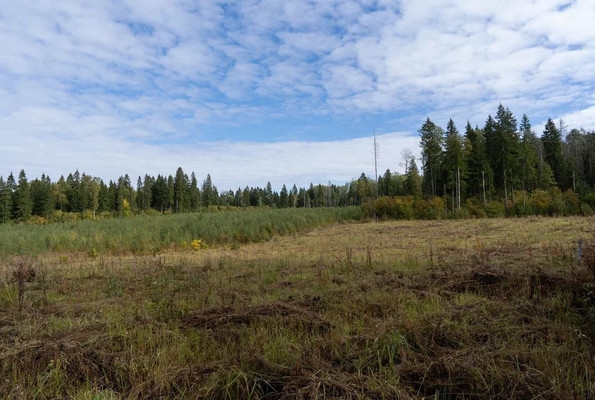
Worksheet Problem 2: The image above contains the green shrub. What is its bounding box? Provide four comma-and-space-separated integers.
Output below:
465, 198, 487, 218
485, 201, 505, 218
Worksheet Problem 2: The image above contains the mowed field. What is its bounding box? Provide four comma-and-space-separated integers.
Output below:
1, 216, 594, 399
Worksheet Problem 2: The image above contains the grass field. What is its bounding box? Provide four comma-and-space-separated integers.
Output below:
1, 215, 594, 399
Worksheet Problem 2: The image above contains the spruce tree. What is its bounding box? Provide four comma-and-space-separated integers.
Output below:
279, 184, 289, 208
404, 158, 422, 198
12, 169, 32, 221
519, 114, 540, 192
173, 167, 190, 213
152, 175, 169, 213
464, 122, 488, 199
189, 173, 200, 211
542, 118, 566, 188
30, 174, 53, 218
419, 118, 444, 197
442, 119, 466, 208
0, 176, 12, 223
202, 174, 214, 207
494, 104, 520, 195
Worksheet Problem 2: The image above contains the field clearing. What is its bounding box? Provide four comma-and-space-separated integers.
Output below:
1, 216, 594, 399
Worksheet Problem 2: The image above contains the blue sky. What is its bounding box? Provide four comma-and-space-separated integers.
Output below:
1, 0, 594, 190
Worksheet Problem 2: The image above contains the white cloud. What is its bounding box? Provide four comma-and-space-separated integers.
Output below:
0, 0, 594, 189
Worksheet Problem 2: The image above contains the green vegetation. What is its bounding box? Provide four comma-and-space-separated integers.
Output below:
0, 207, 363, 257
0, 216, 594, 399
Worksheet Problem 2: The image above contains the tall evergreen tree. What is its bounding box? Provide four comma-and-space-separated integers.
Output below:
442, 118, 466, 207
152, 175, 169, 213
173, 167, 190, 213
12, 169, 32, 221
166, 175, 175, 210
30, 174, 53, 218
464, 122, 488, 199
98, 181, 111, 212
419, 118, 444, 197
202, 174, 214, 207
279, 184, 289, 208
519, 114, 540, 192
264, 182, 273, 207
542, 118, 566, 188
493, 105, 520, 195
66, 171, 82, 212
189, 172, 200, 211
404, 158, 422, 198
483, 115, 497, 196
0, 176, 12, 223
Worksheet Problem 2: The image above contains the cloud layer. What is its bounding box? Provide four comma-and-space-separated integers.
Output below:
1, 0, 593, 188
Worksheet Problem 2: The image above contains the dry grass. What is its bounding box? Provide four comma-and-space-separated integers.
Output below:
0, 216, 594, 399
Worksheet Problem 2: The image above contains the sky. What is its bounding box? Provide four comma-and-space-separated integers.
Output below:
1, 0, 594, 191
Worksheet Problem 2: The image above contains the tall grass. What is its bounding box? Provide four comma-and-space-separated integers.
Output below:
0, 207, 363, 257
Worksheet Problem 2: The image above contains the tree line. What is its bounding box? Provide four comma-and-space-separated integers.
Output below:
2, 104, 594, 223
366, 104, 595, 218
415, 105, 595, 210
0, 166, 381, 224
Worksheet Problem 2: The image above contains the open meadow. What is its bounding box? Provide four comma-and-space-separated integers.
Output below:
1, 212, 595, 399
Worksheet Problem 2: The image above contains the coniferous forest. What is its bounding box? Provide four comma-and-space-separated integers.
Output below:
1, 104, 594, 224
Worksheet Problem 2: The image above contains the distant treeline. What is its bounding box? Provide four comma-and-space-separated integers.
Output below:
0, 167, 373, 224
1, 104, 594, 223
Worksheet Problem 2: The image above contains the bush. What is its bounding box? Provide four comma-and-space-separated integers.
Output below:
413, 197, 445, 220
562, 189, 580, 215
465, 198, 487, 218
531, 190, 551, 216
485, 201, 505, 218
580, 202, 593, 216
363, 197, 416, 220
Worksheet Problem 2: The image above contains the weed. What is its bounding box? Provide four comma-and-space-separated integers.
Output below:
103, 277, 125, 298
